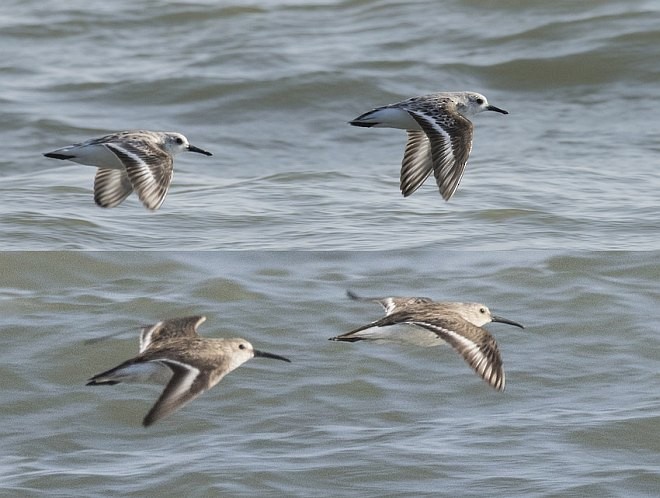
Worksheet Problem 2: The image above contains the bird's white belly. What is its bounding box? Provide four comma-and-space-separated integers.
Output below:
112, 362, 173, 384
368, 107, 423, 130
66, 144, 125, 169
353, 324, 447, 347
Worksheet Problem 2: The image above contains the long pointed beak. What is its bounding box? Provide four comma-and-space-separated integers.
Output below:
254, 349, 291, 362
486, 105, 508, 115
187, 144, 212, 156
491, 315, 524, 329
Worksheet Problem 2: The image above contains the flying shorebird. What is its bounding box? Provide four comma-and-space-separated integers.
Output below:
87, 316, 290, 427
350, 91, 508, 200
43, 130, 212, 210
330, 290, 524, 391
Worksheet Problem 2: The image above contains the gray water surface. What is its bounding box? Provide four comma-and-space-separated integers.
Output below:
0, 0, 658, 496
1, 0, 659, 249
0, 251, 658, 497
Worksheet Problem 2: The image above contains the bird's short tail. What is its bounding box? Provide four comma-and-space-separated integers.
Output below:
43, 152, 74, 160
349, 108, 381, 127
86, 378, 120, 386
329, 334, 364, 342
349, 119, 377, 128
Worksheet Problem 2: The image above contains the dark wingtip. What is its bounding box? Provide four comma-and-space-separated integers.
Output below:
346, 289, 361, 300
142, 405, 162, 427
44, 152, 74, 160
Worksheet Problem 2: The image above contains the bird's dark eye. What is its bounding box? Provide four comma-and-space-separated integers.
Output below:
239, 344, 246, 350
479, 307, 487, 314
476, 98, 484, 105
175, 137, 184, 145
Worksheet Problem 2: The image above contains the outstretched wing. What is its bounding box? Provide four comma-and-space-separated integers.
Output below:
346, 290, 433, 315
409, 314, 504, 391
105, 141, 174, 210
142, 358, 208, 427
330, 309, 412, 342
140, 316, 206, 353
400, 130, 434, 196
407, 108, 473, 201
94, 168, 133, 208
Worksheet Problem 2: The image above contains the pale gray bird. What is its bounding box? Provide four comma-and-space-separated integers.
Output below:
87, 316, 290, 427
350, 92, 507, 200
331, 291, 523, 391
44, 130, 212, 210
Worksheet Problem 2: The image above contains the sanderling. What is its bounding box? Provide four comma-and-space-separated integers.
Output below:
330, 291, 523, 391
350, 92, 507, 200
87, 316, 290, 427
44, 130, 212, 210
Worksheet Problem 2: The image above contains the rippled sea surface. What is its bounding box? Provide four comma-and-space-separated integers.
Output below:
1, 0, 659, 249
1, 251, 659, 497
1, 0, 659, 497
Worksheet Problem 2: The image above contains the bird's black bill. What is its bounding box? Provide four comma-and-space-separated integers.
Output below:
187, 144, 213, 156
254, 349, 291, 362
492, 315, 524, 329
486, 105, 508, 114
